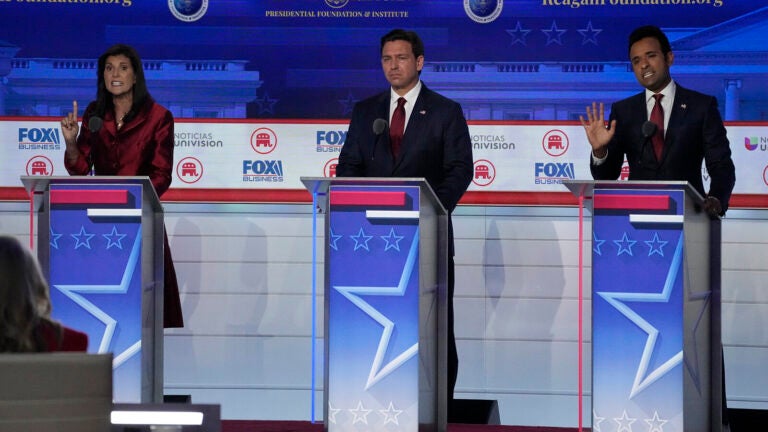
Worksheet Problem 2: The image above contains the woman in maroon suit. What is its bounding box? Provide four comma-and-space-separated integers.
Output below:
0, 235, 88, 352
60, 43, 183, 328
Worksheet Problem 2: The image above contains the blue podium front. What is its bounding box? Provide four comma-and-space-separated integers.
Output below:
302, 177, 448, 432
566, 180, 723, 432
22, 176, 164, 404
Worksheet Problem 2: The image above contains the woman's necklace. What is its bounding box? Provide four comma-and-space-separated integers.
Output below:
116, 113, 126, 130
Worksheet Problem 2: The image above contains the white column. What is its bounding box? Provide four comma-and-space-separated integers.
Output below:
723, 79, 742, 121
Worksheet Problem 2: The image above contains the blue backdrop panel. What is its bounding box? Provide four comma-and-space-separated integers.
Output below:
0, 1, 763, 119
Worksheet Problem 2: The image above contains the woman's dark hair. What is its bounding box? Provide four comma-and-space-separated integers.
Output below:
93, 43, 152, 122
628, 25, 672, 57
0, 235, 58, 352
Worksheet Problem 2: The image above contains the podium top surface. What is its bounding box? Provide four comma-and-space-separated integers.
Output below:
20, 175, 163, 211
300, 176, 446, 215
562, 180, 704, 204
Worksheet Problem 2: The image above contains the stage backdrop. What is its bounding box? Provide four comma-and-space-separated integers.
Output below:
2, 1, 768, 427
1, 1, 767, 205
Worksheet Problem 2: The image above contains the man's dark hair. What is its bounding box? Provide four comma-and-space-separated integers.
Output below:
94, 43, 152, 122
380, 29, 425, 59
628, 25, 672, 57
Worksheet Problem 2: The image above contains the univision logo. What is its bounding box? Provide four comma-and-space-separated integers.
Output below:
744, 136, 768, 151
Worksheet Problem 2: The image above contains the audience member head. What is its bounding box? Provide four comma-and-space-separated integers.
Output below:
0, 235, 54, 352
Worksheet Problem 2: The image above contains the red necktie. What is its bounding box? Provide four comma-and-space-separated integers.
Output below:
651, 93, 665, 161
389, 97, 406, 158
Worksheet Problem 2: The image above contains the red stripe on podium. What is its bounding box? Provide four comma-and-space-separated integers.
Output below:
593, 194, 670, 210
329, 191, 406, 207
50, 189, 128, 205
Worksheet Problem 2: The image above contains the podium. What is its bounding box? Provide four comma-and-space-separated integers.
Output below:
302, 177, 449, 432
565, 180, 723, 432
21, 175, 164, 403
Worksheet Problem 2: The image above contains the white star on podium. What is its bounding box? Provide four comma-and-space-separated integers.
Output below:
614, 410, 637, 432
53, 234, 142, 364
644, 411, 668, 432
333, 231, 420, 389
597, 236, 684, 398
349, 401, 372, 424
379, 401, 403, 425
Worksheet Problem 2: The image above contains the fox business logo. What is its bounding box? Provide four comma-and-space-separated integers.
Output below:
243, 160, 285, 183
18, 128, 61, 150
316, 130, 346, 153
534, 162, 575, 184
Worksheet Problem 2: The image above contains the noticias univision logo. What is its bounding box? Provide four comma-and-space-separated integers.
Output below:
745, 136, 758, 151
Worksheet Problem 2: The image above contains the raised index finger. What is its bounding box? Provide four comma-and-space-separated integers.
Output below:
73, 100, 78, 117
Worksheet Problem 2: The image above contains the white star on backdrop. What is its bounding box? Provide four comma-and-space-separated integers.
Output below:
578, 20, 603, 45
542, 20, 567, 46
506, 21, 532, 46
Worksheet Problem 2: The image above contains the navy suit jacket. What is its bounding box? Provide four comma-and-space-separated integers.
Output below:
591, 84, 736, 212
337, 84, 473, 214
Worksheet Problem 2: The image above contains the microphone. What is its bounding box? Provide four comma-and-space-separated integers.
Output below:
641, 120, 656, 139
639, 121, 657, 168
87, 116, 103, 175
88, 116, 103, 133
371, 118, 388, 160
373, 118, 387, 135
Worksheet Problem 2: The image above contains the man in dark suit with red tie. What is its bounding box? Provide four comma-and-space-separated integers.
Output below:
580, 25, 736, 431
581, 25, 735, 217
337, 29, 474, 412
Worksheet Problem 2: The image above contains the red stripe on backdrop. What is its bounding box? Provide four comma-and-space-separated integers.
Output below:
1, 186, 767, 208
49, 189, 128, 205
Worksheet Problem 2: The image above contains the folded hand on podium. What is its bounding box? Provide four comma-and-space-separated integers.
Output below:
702, 196, 723, 218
